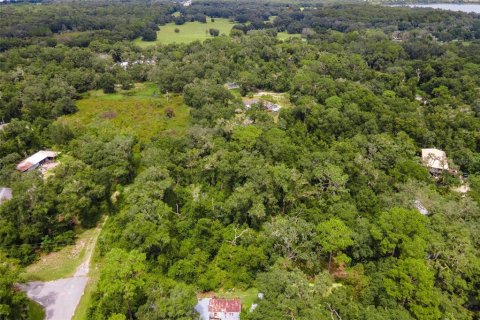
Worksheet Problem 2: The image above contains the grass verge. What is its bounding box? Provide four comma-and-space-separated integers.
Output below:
21, 227, 98, 282
27, 299, 45, 320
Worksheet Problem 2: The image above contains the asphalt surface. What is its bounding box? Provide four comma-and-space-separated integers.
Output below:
20, 277, 88, 320
19, 221, 102, 320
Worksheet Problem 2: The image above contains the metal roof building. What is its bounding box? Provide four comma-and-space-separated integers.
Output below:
16, 151, 59, 172
421, 148, 449, 170
196, 298, 241, 320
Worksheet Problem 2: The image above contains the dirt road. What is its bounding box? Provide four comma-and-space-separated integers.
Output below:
20, 223, 102, 320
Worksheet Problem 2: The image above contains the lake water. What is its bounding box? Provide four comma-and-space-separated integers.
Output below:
401, 3, 480, 13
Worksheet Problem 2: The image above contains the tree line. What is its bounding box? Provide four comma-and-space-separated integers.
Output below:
0, 1, 480, 319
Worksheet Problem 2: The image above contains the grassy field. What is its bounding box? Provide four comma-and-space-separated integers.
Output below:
134, 17, 301, 47
21, 227, 99, 282
277, 32, 302, 40
134, 18, 235, 47
57, 83, 190, 143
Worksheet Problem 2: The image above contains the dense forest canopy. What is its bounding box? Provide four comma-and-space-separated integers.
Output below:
0, 1, 480, 319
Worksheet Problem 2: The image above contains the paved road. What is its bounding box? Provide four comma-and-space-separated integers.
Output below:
20, 277, 88, 320
20, 221, 103, 320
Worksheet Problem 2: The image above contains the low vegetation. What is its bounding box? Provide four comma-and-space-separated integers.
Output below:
27, 300, 45, 320
58, 83, 190, 143
21, 227, 99, 282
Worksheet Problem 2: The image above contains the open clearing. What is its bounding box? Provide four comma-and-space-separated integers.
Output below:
57, 83, 190, 143
134, 18, 301, 47
277, 32, 302, 40
134, 18, 235, 47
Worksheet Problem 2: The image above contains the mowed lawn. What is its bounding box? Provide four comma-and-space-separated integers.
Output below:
134, 18, 235, 47
57, 83, 190, 142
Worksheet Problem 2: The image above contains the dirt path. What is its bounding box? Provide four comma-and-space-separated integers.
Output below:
20, 222, 103, 320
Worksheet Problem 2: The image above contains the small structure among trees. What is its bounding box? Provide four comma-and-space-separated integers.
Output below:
0, 187, 12, 205
243, 99, 282, 112
225, 82, 240, 90
421, 148, 449, 174
208, 298, 241, 320
16, 150, 59, 173
195, 297, 241, 320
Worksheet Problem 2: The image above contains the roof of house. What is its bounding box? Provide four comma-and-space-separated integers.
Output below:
208, 298, 242, 313
0, 187, 12, 204
421, 148, 449, 170
414, 199, 429, 215
226, 82, 240, 89
243, 98, 259, 105
16, 151, 59, 172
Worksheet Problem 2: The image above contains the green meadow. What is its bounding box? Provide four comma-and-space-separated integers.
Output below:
57, 83, 190, 142
134, 17, 301, 47
277, 32, 302, 40
134, 18, 235, 47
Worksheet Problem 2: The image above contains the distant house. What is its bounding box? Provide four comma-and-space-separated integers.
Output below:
264, 101, 281, 112
392, 31, 407, 42
243, 99, 282, 112
415, 95, 428, 105
243, 99, 260, 110
209, 298, 241, 320
421, 148, 449, 172
195, 298, 241, 320
16, 151, 59, 173
0, 187, 12, 205
117, 58, 155, 70
413, 199, 429, 216
226, 82, 240, 90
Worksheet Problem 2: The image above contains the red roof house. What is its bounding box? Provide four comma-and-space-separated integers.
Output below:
208, 298, 241, 320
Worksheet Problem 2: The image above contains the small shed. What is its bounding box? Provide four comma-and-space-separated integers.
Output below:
421, 148, 449, 171
0, 187, 12, 205
16, 151, 59, 172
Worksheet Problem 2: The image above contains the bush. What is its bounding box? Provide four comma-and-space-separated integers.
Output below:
209, 28, 220, 37
142, 28, 157, 41
165, 107, 175, 118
